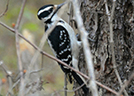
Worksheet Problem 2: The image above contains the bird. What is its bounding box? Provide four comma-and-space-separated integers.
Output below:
37, 3, 89, 95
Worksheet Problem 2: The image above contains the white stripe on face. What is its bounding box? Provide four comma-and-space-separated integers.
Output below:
38, 6, 52, 15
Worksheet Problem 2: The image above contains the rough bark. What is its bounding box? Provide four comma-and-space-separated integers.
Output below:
74, 0, 134, 96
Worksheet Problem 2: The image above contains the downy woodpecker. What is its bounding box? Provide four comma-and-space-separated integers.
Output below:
37, 3, 89, 95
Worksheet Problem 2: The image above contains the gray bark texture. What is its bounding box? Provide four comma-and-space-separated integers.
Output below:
74, 0, 134, 96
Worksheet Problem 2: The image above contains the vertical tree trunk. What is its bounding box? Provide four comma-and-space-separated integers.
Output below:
74, 0, 134, 95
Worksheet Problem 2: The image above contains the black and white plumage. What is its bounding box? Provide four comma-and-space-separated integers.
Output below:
37, 3, 89, 95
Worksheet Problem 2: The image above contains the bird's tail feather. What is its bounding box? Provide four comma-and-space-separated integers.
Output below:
72, 71, 89, 95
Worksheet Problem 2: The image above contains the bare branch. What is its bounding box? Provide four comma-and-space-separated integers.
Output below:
30, 68, 44, 75
0, 61, 12, 76
0, 61, 14, 95
13, 0, 27, 96
6, 79, 20, 96
15, 0, 26, 29
72, 0, 98, 96
118, 72, 134, 96
0, 0, 9, 17
52, 80, 89, 94
104, 0, 128, 96
111, 0, 116, 20
64, 74, 67, 96
0, 21, 15, 32
95, 81, 118, 95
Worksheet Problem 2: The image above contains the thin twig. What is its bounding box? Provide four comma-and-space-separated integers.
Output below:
64, 74, 67, 96
0, 61, 14, 96
118, 72, 134, 96
52, 80, 89, 93
72, 0, 98, 96
104, 0, 128, 96
14, 0, 27, 96
0, 21, 15, 32
111, 0, 116, 21
0, 0, 9, 17
6, 79, 20, 96
29, 68, 44, 75
67, 2, 73, 25
95, 81, 118, 95
0, 61, 12, 76
94, 0, 102, 10
15, 0, 26, 29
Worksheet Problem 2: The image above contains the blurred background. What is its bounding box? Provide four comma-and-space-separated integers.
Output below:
0, 0, 73, 95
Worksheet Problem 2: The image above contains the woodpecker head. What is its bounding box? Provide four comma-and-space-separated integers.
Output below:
37, 3, 65, 23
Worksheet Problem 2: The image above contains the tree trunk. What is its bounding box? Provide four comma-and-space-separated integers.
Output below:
74, 0, 134, 96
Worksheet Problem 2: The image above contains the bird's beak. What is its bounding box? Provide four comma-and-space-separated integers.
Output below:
55, 2, 66, 12
51, 2, 66, 18
57, 2, 66, 9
